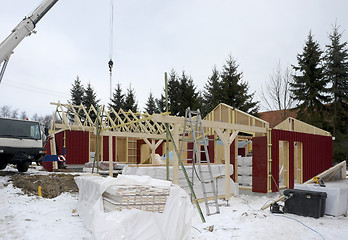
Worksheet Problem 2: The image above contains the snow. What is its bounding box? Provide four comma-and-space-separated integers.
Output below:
1, 166, 348, 240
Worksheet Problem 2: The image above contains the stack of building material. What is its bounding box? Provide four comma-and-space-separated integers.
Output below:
102, 185, 170, 213
75, 175, 196, 240
238, 156, 252, 186
122, 164, 239, 199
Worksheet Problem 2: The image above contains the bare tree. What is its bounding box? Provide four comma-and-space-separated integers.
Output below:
260, 62, 295, 120
32, 113, 40, 121
0, 105, 12, 118
11, 108, 19, 119
20, 111, 28, 120
39, 114, 54, 131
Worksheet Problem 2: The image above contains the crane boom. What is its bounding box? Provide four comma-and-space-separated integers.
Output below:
0, 0, 59, 83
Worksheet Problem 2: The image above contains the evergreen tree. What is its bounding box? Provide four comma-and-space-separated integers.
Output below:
325, 24, 348, 162
325, 24, 348, 135
123, 84, 138, 112
144, 92, 158, 114
70, 76, 85, 106
167, 70, 181, 115
109, 83, 125, 112
219, 55, 259, 115
291, 31, 329, 128
82, 82, 100, 122
69, 76, 85, 122
177, 71, 200, 116
203, 66, 221, 116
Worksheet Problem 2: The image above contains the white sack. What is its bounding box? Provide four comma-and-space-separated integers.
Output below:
75, 175, 197, 240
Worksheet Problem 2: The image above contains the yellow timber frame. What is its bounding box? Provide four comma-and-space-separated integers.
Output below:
50, 102, 269, 199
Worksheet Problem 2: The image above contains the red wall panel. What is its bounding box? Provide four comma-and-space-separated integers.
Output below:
271, 129, 332, 192
103, 136, 118, 162
252, 136, 268, 193
65, 131, 89, 165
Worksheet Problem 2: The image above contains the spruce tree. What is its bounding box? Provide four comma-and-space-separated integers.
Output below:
69, 76, 85, 122
325, 24, 348, 162
70, 76, 85, 106
109, 83, 125, 112
203, 66, 221, 115
82, 82, 100, 122
219, 55, 259, 115
144, 92, 158, 114
325, 24, 348, 135
123, 84, 138, 112
167, 70, 181, 115
177, 71, 200, 116
291, 31, 329, 128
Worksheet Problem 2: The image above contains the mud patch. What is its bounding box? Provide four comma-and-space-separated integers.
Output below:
10, 174, 79, 199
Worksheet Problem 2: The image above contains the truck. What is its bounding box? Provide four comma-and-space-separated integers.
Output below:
0, 117, 46, 172
0, 1, 59, 171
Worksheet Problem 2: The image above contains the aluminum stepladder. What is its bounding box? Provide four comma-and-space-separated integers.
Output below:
179, 108, 220, 215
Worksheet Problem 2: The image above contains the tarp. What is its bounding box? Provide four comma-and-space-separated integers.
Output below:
75, 175, 197, 240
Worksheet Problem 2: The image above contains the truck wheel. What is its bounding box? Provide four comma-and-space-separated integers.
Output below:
17, 162, 30, 172
0, 162, 7, 170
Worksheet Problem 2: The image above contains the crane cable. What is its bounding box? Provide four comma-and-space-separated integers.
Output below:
108, 0, 114, 99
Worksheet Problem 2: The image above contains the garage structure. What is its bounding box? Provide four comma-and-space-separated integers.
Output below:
46, 102, 333, 195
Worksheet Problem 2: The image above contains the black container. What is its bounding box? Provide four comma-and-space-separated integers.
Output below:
283, 189, 327, 218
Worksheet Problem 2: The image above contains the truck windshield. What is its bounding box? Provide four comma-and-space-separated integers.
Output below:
0, 118, 41, 140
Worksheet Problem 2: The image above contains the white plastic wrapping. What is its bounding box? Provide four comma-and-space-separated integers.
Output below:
75, 175, 197, 240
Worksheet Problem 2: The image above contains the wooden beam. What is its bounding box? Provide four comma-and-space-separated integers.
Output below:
152, 114, 267, 133
304, 160, 347, 183
100, 131, 166, 140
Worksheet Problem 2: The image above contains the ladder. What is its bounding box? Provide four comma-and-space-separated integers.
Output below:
180, 108, 220, 215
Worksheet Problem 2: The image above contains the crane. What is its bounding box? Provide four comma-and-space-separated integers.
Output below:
0, 0, 59, 83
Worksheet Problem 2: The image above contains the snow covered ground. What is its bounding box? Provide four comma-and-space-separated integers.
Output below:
1, 166, 347, 240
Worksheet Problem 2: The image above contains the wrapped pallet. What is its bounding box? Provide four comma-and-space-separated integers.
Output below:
75, 175, 197, 240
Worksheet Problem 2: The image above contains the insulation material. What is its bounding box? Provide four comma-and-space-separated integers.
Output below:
122, 164, 238, 199
238, 157, 252, 186
295, 180, 348, 216
238, 166, 253, 175
75, 175, 196, 240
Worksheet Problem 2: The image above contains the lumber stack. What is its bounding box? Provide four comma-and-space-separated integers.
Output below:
102, 185, 170, 213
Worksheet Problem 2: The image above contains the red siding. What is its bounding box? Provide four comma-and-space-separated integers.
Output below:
43, 137, 51, 155
238, 148, 245, 157
103, 136, 118, 162
230, 140, 236, 181
65, 131, 89, 165
208, 135, 214, 163
271, 129, 332, 192
252, 136, 268, 193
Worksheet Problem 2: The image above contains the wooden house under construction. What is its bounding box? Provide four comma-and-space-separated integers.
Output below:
45, 102, 333, 194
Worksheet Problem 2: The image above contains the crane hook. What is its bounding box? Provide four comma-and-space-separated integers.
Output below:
108, 59, 114, 73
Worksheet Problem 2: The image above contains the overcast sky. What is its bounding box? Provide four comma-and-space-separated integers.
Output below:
1, 0, 348, 118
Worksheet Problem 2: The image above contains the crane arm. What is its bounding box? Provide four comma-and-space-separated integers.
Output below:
0, 0, 59, 83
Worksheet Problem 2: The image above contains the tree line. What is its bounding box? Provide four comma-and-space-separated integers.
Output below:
2, 22, 347, 162
70, 55, 259, 118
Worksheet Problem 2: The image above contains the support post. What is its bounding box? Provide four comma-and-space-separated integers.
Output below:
224, 141, 231, 200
